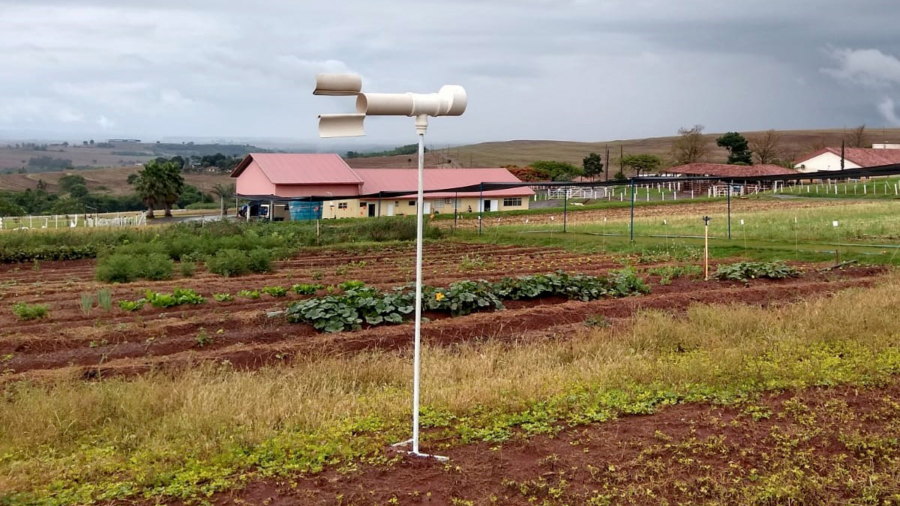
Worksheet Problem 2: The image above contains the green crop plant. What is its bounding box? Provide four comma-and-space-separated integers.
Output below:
261, 286, 287, 297
144, 288, 205, 308
337, 280, 366, 291
195, 328, 213, 348
716, 261, 800, 282
12, 302, 48, 321
213, 293, 233, 302
79, 293, 94, 316
97, 289, 112, 312
291, 283, 324, 295
117, 299, 146, 312
238, 290, 260, 300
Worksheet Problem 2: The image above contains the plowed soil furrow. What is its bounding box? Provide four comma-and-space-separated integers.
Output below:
3, 266, 882, 383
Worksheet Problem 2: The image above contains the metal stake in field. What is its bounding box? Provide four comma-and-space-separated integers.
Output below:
703, 216, 711, 281
314, 74, 467, 461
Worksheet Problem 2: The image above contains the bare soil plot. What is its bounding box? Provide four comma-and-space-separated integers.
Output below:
206, 381, 900, 506
0, 243, 885, 383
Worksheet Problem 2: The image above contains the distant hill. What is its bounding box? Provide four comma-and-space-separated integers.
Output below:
0, 167, 232, 196
0, 141, 268, 172
345, 128, 900, 171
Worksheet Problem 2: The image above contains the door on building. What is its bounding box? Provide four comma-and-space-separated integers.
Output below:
424, 201, 432, 214
386, 204, 395, 216
368, 204, 376, 217
482, 200, 492, 212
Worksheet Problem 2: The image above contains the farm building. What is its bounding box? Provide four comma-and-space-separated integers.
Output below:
661, 163, 798, 194
794, 146, 900, 172
231, 153, 533, 220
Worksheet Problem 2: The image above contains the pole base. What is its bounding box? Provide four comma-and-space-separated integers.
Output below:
391, 439, 449, 461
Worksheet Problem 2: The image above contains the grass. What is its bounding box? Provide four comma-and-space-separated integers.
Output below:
769, 176, 900, 200
3, 274, 900, 504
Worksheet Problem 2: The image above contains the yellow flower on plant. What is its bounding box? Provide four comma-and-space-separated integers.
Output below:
435, 292, 445, 301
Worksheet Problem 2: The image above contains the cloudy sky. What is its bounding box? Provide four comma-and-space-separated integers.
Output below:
2, 0, 900, 145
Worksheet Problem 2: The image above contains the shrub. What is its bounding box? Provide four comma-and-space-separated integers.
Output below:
95, 253, 173, 283
179, 261, 196, 278
213, 293, 233, 302
716, 261, 800, 282
261, 286, 287, 297
12, 302, 48, 321
292, 283, 324, 295
141, 254, 174, 281
247, 249, 272, 274
206, 249, 249, 277
95, 254, 139, 283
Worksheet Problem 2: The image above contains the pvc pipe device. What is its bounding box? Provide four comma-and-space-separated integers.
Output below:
315, 74, 467, 138
314, 73, 466, 461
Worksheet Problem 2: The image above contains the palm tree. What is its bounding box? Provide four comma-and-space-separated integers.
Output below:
130, 160, 184, 218
211, 183, 235, 216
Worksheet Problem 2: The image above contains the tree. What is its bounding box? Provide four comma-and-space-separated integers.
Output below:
716, 132, 753, 165
89, 139, 94, 145
621, 154, 662, 176
69, 184, 89, 199
130, 159, 183, 218
582, 153, 604, 181
159, 162, 185, 217
671, 125, 711, 165
211, 183, 235, 216
846, 124, 868, 148
748, 130, 782, 165
58, 174, 87, 193
530, 160, 584, 181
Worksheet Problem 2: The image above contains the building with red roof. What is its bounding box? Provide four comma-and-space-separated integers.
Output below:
793, 147, 900, 172
664, 163, 797, 178
231, 153, 533, 219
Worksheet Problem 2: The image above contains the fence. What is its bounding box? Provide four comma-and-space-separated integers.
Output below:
0, 211, 146, 231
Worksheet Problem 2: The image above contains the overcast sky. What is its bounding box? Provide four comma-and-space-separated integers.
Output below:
2, 0, 900, 146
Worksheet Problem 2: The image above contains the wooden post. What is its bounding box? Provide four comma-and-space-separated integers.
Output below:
703, 216, 711, 281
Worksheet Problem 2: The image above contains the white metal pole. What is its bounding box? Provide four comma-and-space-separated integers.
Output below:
412, 114, 427, 457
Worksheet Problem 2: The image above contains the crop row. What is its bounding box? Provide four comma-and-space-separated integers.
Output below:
284, 270, 651, 333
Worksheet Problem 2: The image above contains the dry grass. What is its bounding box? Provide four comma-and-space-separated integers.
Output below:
2, 272, 900, 503
0, 166, 233, 195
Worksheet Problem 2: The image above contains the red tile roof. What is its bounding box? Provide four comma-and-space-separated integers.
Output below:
231, 153, 363, 185
353, 168, 534, 198
665, 163, 797, 177
795, 147, 900, 168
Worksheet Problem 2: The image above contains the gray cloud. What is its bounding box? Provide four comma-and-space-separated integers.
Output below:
0, 0, 899, 145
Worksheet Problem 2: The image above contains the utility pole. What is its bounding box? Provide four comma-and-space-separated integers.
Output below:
605, 145, 610, 181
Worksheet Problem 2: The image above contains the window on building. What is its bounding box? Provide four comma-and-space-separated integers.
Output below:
433, 199, 445, 209
445, 198, 453, 204
503, 197, 523, 207
338, 202, 348, 210
360, 202, 367, 207
409, 200, 416, 206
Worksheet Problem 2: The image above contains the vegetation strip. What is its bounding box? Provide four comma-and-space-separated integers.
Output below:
283, 271, 649, 333
2, 275, 900, 504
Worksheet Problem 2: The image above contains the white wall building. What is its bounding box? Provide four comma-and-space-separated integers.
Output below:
794, 147, 900, 173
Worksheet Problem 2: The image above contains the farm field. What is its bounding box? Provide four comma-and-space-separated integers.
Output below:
0, 166, 232, 195
1, 231, 897, 504
2, 242, 882, 384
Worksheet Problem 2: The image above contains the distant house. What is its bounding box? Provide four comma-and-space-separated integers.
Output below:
794, 147, 900, 172
230, 153, 533, 220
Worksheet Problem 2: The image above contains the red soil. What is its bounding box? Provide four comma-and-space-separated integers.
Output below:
0, 243, 887, 383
